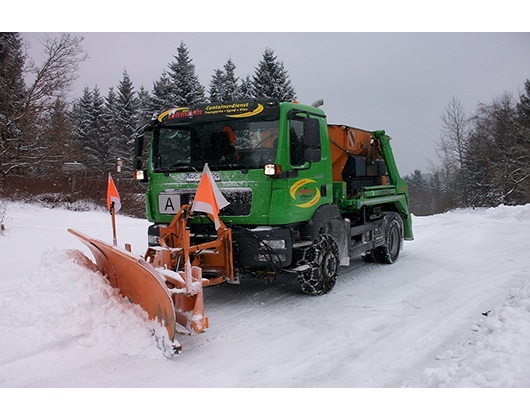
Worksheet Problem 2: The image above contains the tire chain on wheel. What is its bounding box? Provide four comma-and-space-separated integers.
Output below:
293, 234, 340, 295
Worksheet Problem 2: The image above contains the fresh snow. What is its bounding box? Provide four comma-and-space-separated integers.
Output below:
1, 201, 529, 413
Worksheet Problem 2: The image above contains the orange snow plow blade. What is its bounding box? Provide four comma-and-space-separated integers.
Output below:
68, 229, 179, 341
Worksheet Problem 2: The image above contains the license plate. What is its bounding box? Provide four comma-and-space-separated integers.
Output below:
158, 194, 180, 214
186, 172, 221, 182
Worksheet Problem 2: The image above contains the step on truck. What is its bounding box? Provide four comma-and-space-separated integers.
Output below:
133, 98, 413, 295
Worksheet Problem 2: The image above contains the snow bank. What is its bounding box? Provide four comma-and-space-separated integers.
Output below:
419, 204, 530, 387
423, 271, 530, 387
0, 247, 170, 386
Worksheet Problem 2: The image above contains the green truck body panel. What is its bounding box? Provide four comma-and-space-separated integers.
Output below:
135, 98, 413, 279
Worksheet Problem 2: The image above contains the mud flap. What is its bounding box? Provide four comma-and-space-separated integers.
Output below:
68, 229, 177, 343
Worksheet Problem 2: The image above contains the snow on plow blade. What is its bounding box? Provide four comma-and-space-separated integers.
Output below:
68, 228, 209, 353
66, 205, 232, 353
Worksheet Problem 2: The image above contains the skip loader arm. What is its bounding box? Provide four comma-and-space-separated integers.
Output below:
373, 130, 414, 240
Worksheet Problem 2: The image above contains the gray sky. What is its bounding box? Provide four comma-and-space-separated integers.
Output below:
21, 32, 530, 176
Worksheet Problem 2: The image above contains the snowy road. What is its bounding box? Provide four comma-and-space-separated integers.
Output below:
1, 202, 529, 389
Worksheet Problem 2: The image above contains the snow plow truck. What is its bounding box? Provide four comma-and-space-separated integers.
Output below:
69, 98, 413, 353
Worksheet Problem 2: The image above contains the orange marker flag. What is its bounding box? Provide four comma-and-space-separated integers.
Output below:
191, 163, 229, 230
107, 173, 121, 213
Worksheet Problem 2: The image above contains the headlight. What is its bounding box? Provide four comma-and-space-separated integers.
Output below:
264, 164, 281, 176
262, 239, 285, 249
148, 234, 160, 245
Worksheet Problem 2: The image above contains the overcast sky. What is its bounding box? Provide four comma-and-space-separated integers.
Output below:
20, 31, 530, 176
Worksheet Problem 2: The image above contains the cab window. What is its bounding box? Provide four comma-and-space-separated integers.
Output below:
289, 119, 305, 166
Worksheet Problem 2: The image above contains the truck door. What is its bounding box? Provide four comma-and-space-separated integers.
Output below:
271, 113, 332, 223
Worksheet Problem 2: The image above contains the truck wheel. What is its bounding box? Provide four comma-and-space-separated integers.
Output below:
373, 213, 403, 264
294, 234, 339, 295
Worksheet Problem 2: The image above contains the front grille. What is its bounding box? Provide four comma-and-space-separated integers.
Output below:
219, 189, 252, 216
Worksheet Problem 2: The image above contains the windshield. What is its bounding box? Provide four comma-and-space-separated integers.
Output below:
153, 120, 279, 172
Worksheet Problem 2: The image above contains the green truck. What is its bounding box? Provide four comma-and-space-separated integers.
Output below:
133, 98, 413, 295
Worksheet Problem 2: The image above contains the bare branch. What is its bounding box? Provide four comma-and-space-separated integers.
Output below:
25, 33, 88, 112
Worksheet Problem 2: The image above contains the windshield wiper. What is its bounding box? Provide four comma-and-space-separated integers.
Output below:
156, 164, 200, 172
208, 162, 254, 173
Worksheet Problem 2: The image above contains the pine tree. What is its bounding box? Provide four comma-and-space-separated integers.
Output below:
238, 75, 253, 98
514, 79, 530, 203
102, 86, 119, 165
517, 79, 530, 122
0, 33, 25, 123
151, 43, 206, 110
209, 58, 241, 102
428, 169, 459, 214
490, 94, 527, 204
0, 32, 27, 185
88, 87, 107, 173
222, 58, 239, 100
167, 42, 205, 106
137, 85, 154, 122
73, 86, 113, 175
115, 70, 139, 174
463, 125, 498, 207
464, 94, 519, 206
404, 170, 433, 215
252, 48, 296, 101
151, 70, 173, 113
72, 87, 93, 154
209, 68, 225, 102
